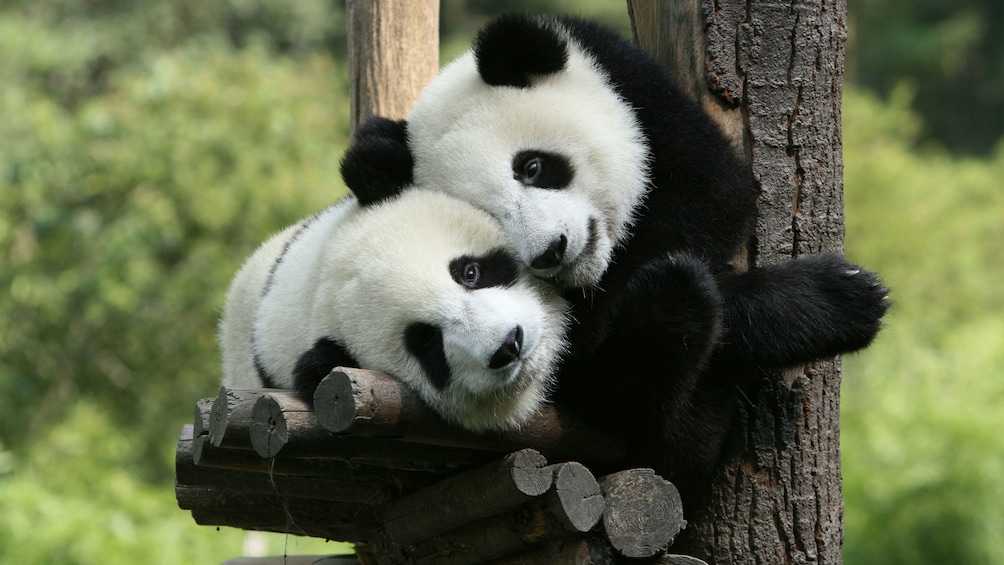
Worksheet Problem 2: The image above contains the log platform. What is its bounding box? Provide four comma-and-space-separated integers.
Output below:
176, 367, 704, 564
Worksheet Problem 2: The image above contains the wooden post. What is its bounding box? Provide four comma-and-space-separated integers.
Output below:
346, 0, 440, 132
627, 1, 849, 563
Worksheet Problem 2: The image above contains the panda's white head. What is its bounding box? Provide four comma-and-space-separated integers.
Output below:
320, 190, 568, 431
402, 14, 649, 288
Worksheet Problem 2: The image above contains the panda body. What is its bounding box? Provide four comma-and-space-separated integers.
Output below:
219, 189, 569, 431
341, 14, 889, 505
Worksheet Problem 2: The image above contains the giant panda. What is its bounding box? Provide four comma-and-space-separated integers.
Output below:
219, 189, 569, 431
341, 14, 889, 504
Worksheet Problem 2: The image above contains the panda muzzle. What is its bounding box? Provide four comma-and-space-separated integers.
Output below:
488, 326, 524, 369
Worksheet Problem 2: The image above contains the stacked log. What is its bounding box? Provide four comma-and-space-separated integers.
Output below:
176, 367, 702, 564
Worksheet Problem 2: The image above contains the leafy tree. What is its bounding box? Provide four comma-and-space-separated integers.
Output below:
841, 86, 1004, 564
1, 7, 351, 477
848, 0, 1004, 154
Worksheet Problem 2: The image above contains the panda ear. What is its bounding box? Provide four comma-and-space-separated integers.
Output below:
340, 116, 414, 206
474, 14, 568, 88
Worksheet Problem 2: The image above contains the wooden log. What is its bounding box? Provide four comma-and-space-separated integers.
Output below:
390, 462, 605, 565
220, 557, 361, 565
383, 449, 552, 544
210, 387, 284, 449
490, 536, 616, 565
194, 397, 214, 439
658, 556, 710, 565
345, 0, 439, 131
550, 462, 606, 533
314, 368, 626, 467
180, 485, 380, 542
598, 468, 686, 558
250, 391, 326, 458
245, 391, 498, 471
176, 428, 403, 506
180, 424, 453, 504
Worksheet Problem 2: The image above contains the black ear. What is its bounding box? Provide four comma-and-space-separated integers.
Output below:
340, 116, 413, 206
474, 14, 568, 88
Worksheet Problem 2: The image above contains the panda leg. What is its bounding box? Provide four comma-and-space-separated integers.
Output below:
599, 252, 724, 385
714, 253, 890, 371
559, 253, 724, 461
292, 337, 360, 404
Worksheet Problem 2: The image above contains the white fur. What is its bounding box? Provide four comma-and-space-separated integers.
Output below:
219, 190, 568, 431
407, 26, 649, 288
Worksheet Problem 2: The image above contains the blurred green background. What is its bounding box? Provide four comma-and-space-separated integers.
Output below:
1, 1, 1000, 563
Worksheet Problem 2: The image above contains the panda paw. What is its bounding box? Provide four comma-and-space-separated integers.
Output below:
815, 255, 891, 349
613, 252, 724, 358
719, 253, 890, 369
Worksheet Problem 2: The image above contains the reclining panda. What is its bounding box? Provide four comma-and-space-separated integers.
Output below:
343, 14, 889, 504
218, 189, 569, 431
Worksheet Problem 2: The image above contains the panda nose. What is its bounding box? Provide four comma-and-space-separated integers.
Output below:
530, 235, 567, 270
489, 326, 524, 369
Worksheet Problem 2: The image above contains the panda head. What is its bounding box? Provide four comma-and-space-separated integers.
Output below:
322, 189, 568, 431
409, 14, 649, 288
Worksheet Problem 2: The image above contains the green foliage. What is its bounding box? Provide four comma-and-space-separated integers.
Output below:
1, 4, 353, 561
0, 401, 351, 563
847, 0, 1003, 154
0, 15, 350, 465
841, 86, 1004, 564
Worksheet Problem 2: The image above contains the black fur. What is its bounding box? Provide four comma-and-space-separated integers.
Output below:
340, 117, 413, 206
512, 150, 574, 189
449, 250, 520, 289
340, 14, 890, 510
404, 323, 452, 390
292, 337, 359, 403
474, 14, 568, 87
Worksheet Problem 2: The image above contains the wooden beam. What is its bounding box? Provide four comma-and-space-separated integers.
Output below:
346, 0, 439, 132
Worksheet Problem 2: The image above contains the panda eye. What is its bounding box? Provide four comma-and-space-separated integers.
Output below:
512, 150, 573, 189
461, 262, 481, 287
450, 251, 518, 289
523, 158, 542, 182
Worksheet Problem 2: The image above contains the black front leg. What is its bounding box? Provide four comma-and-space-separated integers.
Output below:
292, 337, 360, 404
714, 253, 890, 371
557, 253, 725, 457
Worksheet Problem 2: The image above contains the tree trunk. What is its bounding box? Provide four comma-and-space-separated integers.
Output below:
628, 1, 848, 563
346, 0, 439, 133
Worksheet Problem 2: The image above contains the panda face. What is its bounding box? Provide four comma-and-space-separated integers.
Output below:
319, 190, 569, 430
407, 34, 649, 288
401, 248, 527, 392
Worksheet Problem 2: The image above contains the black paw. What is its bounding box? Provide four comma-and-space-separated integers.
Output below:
809, 254, 891, 352
609, 252, 724, 369
717, 253, 890, 369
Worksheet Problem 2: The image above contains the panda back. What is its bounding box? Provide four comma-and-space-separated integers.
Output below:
220, 198, 359, 388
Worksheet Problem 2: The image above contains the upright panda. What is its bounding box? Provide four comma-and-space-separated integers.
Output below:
219, 189, 569, 431
343, 14, 889, 504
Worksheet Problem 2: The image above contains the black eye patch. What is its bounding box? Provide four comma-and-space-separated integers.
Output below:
404, 323, 451, 391
449, 249, 520, 289
512, 150, 574, 189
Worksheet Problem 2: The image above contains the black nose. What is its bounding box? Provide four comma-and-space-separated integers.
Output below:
530, 235, 567, 270
489, 326, 524, 369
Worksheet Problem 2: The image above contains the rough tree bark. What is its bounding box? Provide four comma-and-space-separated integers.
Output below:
627, 1, 848, 564
346, 0, 439, 133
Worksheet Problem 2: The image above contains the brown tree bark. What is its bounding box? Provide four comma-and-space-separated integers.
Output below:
627, 1, 848, 563
346, 0, 439, 133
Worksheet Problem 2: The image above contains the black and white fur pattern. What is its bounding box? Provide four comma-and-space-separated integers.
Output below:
219, 189, 568, 431
342, 14, 889, 506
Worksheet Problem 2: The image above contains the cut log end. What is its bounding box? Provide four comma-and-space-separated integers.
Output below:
600, 468, 685, 558
250, 395, 288, 458
314, 369, 357, 433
